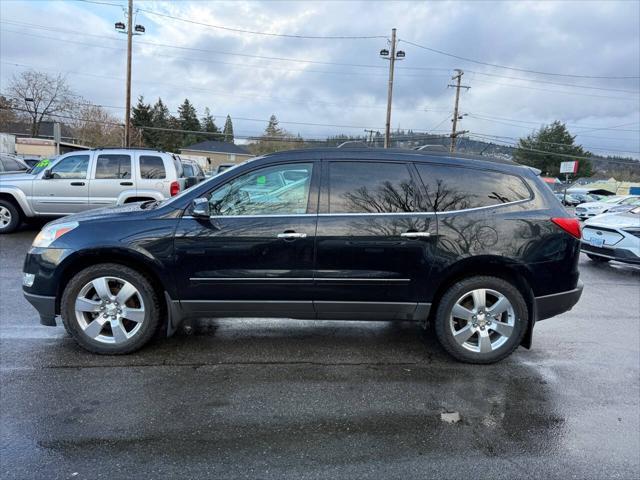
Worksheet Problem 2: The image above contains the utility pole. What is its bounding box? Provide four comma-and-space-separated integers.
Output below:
448, 69, 470, 153
124, 0, 133, 147
379, 29, 405, 149
364, 129, 376, 146
115, 0, 145, 147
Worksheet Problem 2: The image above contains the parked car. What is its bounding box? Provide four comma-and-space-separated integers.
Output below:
181, 159, 205, 189
554, 193, 580, 206
581, 207, 640, 264
603, 197, 640, 214
574, 195, 640, 220
0, 154, 30, 174
22, 148, 583, 363
0, 148, 187, 233
570, 193, 599, 204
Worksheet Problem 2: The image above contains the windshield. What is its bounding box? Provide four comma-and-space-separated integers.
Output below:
602, 196, 623, 203
29, 157, 57, 175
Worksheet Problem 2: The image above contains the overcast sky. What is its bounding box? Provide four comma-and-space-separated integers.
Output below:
1, 0, 639, 157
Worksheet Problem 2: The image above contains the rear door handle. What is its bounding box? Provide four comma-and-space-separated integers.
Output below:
401, 231, 431, 238
277, 232, 307, 239
120, 182, 133, 186
70, 182, 85, 186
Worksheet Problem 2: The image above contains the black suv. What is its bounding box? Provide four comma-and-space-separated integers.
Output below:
22, 148, 583, 363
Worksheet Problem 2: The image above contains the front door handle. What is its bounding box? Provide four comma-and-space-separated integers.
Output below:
277, 232, 307, 239
70, 182, 85, 186
120, 181, 133, 186
401, 231, 431, 238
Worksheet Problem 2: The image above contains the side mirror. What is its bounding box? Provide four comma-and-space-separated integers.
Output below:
191, 198, 210, 218
43, 169, 53, 179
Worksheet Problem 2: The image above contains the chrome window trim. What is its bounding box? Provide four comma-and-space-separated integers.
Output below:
181, 198, 529, 219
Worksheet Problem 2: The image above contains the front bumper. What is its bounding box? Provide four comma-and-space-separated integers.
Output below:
581, 244, 640, 264
23, 291, 57, 326
535, 281, 584, 321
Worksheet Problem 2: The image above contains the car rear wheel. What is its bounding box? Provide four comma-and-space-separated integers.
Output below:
587, 254, 610, 263
0, 200, 21, 234
61, 263, 160, 354
434, 276, 528, 364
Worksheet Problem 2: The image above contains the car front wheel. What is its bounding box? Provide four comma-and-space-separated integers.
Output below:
434, 276, 528, 364
0, 200, 21, 234
61, 263, 160, 354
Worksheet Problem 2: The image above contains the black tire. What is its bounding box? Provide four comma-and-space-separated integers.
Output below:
434, 276, 529, 364
587, 254, 610, 263
60, 263, 160, 354
0, 199, 21, 234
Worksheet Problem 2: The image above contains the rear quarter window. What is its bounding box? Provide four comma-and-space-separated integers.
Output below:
139, 155, 167, 179
415, 164, 531, 212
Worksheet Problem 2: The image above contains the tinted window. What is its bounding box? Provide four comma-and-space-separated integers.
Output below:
415, 164, 531, 212
182, 164, 194, 177
328, 161, 424, 213
0, 155, 27, 172
209, 163, 313, 216
139, 155, 166, 179
95, 154, 131, 179
50, 155, 89, 179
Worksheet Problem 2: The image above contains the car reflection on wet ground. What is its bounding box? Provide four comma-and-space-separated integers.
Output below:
1, 227, 638, 479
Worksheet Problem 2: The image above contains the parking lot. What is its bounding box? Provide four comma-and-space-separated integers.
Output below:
1, 225, 639, 479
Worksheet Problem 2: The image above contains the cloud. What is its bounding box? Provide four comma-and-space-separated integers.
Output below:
1, 0, 638, 156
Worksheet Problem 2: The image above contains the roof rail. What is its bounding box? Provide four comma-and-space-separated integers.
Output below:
93, 146, 165, 151
414, 144, 448, 152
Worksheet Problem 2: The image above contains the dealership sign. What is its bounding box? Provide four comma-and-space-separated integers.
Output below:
560, 161, 579, 174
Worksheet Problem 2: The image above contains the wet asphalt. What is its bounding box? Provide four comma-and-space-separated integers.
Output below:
0, 225, 639, 480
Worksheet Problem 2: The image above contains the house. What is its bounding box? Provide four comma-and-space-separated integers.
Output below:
180, 140, 253, 172
568, 177, 640, 196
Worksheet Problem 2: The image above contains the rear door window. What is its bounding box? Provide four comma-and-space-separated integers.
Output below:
328, 161, 424, 213
415, 164, 531, 212
95, 154, 132, 179
139, 155, 166, 179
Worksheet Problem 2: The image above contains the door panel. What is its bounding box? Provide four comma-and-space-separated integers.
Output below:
32, 154, 90, 214
88, 153, 133, 207
314, 160, 437, 315
173, 161, 319, 317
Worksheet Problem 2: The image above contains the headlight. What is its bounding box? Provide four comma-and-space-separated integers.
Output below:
32, 222, 79, 248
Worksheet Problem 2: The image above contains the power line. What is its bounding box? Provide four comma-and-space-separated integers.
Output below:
468, 132, 640, 158
465, 70, 640, 95
137, 8, 387, 40
399, 38, 640, 80
468, 78, 630, 101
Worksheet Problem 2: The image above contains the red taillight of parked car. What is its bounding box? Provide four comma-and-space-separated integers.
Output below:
551, 217, 581, 239
170, 181, 180, 197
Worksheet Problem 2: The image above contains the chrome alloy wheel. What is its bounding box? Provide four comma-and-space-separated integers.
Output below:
0, 206, 11, 228
74, 276, 145, 344
449, 288, 515, 354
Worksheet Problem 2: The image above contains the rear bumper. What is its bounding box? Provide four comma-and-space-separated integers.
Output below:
535, 281, 583, 321
581, 244, 640, 264
23, 291, 57, 326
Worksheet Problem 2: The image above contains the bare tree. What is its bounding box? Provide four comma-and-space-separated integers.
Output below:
71, 103, 123, 147
0, 95, 17, 129
8, 70, 75, 137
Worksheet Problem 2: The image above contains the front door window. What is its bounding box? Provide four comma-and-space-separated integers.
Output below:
209, 163, 313, 216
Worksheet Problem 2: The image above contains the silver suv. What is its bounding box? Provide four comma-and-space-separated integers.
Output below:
0, 148, 186, 233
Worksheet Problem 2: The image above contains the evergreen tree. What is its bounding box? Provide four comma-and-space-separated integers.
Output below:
178, 98, 200, 147
222, 115, 234, 143
514, 121, 592, 177
150, 98, 170, 150
131, 96, 153, 147
265, 114, 284, 137
201, 107, 220, 140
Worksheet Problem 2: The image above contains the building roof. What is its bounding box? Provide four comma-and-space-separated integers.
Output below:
182, 140, 250, 155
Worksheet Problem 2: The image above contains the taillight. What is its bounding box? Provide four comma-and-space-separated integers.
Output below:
170, 181, 180, 196
551, 217, 581, 239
